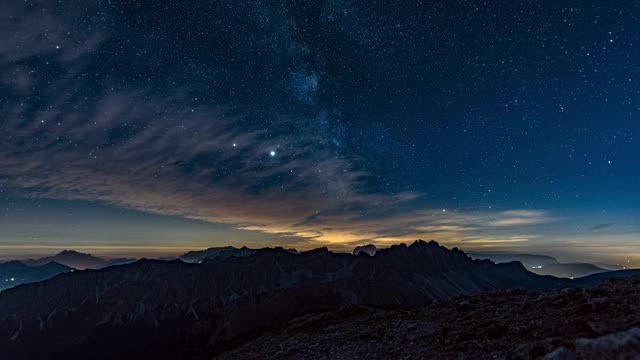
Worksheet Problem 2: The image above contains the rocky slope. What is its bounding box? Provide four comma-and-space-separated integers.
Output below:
216, 276, 640, 360
0, 240, 569, 360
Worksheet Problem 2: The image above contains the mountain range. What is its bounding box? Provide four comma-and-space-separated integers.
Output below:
1, 245, 294, 291
8, 246, 622, 285
468, 251, 623, 279
0, 240, 575, 359
1, 241, 638, 359
0, 252, 136, 291
23, 250, 136, 270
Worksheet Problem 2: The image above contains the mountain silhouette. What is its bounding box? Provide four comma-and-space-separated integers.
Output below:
23, 251, 135, 270
0, 240, 570, 359
468, 252, 619, 278
0, 240, 633, 360
23, 250, 107, 270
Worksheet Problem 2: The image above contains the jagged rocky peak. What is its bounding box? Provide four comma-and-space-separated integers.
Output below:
378, 239, 465, 258
0, 239, 588, 359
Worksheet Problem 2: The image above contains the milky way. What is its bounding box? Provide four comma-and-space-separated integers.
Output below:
0, 1, 638, 263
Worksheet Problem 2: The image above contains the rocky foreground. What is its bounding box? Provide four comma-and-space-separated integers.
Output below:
215, 276, 640, 360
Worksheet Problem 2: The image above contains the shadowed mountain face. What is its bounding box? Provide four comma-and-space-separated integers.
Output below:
0, 241, 569, 360
0, 261, 73, 291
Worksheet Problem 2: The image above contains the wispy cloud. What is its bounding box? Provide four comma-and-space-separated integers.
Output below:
487, 210, 557, 227
0, 1, 564, 253
0, 1, 413, 249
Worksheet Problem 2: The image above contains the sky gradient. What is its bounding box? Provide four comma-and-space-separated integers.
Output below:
0, 0, 638, 264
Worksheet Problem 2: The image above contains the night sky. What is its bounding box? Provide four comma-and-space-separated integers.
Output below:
1, 1, 638, 263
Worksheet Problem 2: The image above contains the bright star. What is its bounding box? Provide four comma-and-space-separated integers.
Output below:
270, 150, 276, 157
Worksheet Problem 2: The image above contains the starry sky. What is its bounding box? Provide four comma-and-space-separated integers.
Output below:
1, 0, 638, 263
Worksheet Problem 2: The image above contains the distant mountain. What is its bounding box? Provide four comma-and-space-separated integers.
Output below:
468, 252, 559, 269
0, 240, 569, 359
533, 263, 609, 278
0, 261, 73, 291
180, 245, 297, 263
24, 250, 107, 270
467, 252, 616, 279
572, 269, 640, 285
21, 251, 135, 270
353, 244, 377, 256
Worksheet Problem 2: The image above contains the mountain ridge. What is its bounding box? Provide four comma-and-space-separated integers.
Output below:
1, 240, 637, 359
0, 240, 567, 359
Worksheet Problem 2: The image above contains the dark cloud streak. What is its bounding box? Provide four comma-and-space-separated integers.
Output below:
0, 0, 413, 245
